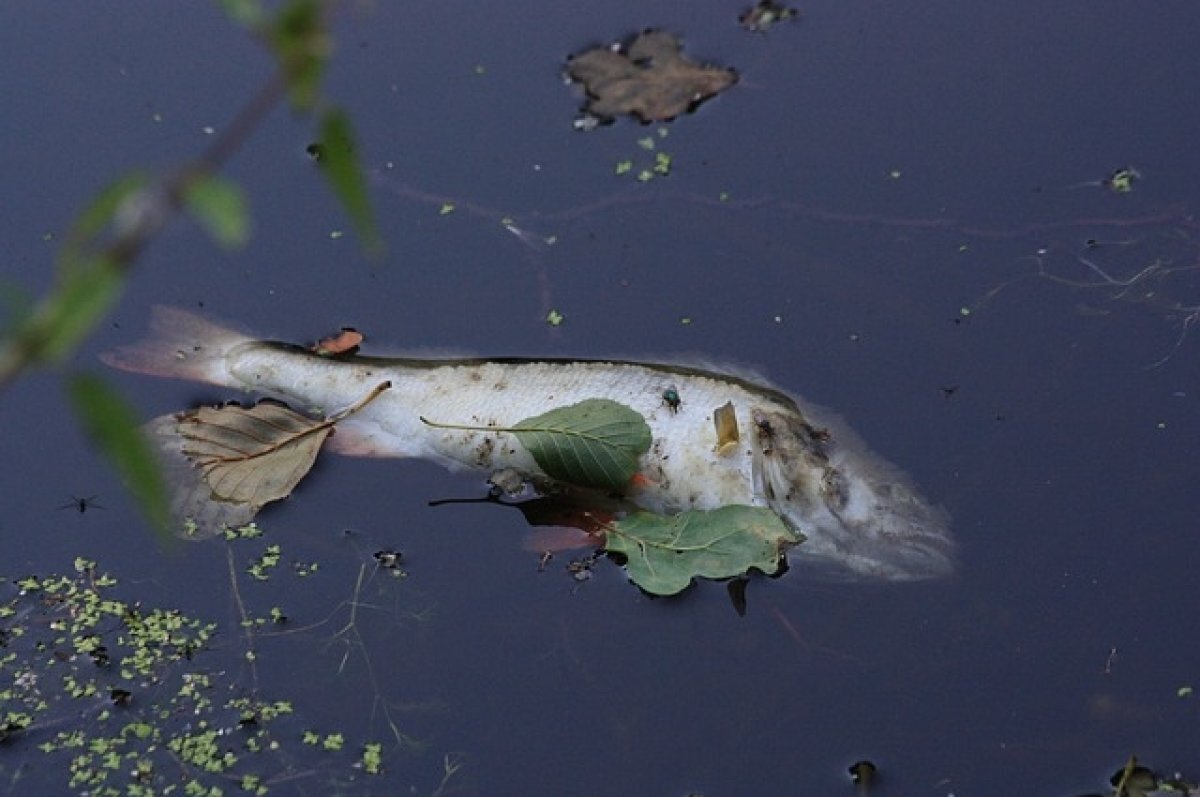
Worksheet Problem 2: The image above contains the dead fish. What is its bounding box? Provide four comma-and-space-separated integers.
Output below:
103, 307, 954, 581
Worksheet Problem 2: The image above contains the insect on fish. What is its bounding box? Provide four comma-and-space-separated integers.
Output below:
102, 307, 954, 581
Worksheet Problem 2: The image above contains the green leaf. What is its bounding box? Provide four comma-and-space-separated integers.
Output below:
421, 398, 651, 491
217, 0, 266, 28
271, 0, 328, 109
67, 373, 171, 538
62, 173, 150, 256
314, 109, 382, 256
37, 253, 125, 363
511, 399, 651, 490
603, 506, 803, 595
183, 176, 250, 249
17, 173, 153, 364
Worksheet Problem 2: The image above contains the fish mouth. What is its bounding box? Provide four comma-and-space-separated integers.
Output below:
751, 407, 955, 581
775, 490, 955, 581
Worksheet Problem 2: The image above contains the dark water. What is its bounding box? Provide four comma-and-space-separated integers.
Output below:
3, 2, 1199, 795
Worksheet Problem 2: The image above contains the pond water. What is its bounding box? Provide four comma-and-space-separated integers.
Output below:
3, 2, 1199, 795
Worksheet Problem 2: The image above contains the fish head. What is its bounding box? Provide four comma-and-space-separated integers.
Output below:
751, 407, 955, 581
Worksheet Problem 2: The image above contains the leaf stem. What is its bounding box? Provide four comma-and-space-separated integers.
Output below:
329, 380, 392, 422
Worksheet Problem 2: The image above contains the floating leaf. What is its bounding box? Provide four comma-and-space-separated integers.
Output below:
180, 400, 333, 508
566, 30, 737, 124
602, 505, 803, 595
422, 398, 651, 491
153, 382, 390, 538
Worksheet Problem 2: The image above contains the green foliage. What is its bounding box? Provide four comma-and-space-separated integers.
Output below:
22, 174, 150, 364
511, 399, 652, 490
0, 546, 426, 794
270, 0, 329, 108
314, 109, 383, 256
1, 562, 226, 792
65, 172, 153, 247
603, 505, 803, 595
66, 374, 171, 537
0, 0, 383, 543
423, 399, 652, 491
35, 254, 125, 363
362, 742, 384, 775
217, 0, 266, 28
183, 175, 250, 249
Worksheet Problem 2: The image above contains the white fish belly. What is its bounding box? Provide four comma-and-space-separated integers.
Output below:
225, 345, 783, 514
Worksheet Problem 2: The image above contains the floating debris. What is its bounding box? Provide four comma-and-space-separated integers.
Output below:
566, 30, 737, 125
740, 0, 798, 32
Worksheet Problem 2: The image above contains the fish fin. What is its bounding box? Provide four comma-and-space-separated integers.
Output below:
100, 306, 252, 387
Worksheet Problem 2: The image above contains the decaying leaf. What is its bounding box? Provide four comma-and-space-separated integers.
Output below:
311, 327, 363, 356
148, 382, 390, 539
423, 398, 652, 492
601, 505, 803, 595
566, 30, 737, 124
713, 400, 740, 455
180, 400, 332, 508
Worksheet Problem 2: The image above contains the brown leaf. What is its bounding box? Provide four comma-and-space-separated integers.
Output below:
566, 30, 737, 124
312, 327, 363, 356
145, 381, 391, 539
179, 400, 334, 510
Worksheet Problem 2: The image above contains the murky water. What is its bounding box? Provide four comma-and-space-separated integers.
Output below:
3, 2, 1199, 794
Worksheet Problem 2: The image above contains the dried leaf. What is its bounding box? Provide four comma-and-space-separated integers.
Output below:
312, 327, 363, 356
180, 400, 333, 508
566, 30, 737, 124
150, 382, 390, 538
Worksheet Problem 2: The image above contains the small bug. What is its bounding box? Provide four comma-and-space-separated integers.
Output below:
59, 495, 104, 514
661, 387, 681, 414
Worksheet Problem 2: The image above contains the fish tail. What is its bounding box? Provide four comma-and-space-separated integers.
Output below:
100, 306, 251, 387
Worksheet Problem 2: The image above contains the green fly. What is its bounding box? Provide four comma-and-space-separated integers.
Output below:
662, 387, 681, 414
